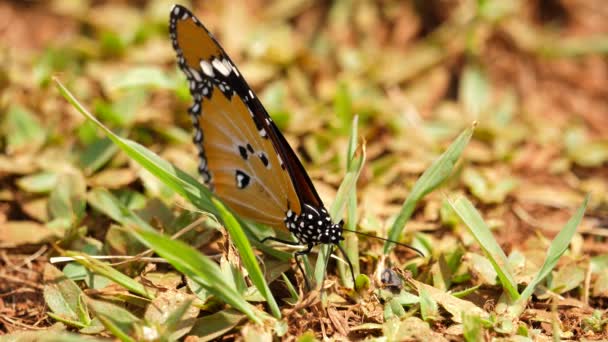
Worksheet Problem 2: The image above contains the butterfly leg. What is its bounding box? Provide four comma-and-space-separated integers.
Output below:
260, 236, 313, 290
295, 244, 314, 291
336, 243, 357, 289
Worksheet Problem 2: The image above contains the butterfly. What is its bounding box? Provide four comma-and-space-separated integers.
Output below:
169, 4, 354, 287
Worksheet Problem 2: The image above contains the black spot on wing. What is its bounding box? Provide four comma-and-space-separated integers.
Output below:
258, 152, 269, 168
238, 145, 248, 160
235, 170, 250, 189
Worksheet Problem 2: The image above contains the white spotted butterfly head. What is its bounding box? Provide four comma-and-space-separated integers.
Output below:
169, 4, 344, 248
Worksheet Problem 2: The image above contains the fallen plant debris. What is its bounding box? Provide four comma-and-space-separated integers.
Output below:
1, 0, 607, 340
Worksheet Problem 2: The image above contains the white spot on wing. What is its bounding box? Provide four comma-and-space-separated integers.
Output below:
212, 58, 231, 76
189, 67, 202, 82
222, 59, 233, 73
200, 60, 214, 77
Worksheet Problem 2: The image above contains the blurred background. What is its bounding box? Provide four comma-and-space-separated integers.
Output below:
1, 0, 607, 336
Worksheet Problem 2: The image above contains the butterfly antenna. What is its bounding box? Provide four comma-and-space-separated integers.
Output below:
341, 227, 425, 257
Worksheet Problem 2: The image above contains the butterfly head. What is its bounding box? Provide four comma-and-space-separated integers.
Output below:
285, 204, 344, 246
319, 219, 344, 245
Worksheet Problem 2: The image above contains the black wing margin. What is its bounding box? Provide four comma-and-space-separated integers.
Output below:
170, 4, 324, 209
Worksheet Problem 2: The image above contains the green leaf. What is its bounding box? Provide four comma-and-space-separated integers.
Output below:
463, 313, 484, 342
64, 251, 153, 300
212, 199, 281, 318
281, 273, 299, 303
333, 82, 353, 133
129, 228, 264, 324
460, 64, 490, 118
2, 105, 45, 154
86, 188, 155, 232
450, 196, 519, 300
95, 89, 146, 127
314, 116, 365, 289
43, 264, 87, 328
511, 196, 588, 316
16, 172, 59, 193
86, 297, 140, 342
55, 78, 291, 262
48, 171, 87, 229
106, 66, 175, 92
410, 278, 489, 323
384, 124, 474, 253
419, 288, 439, 322
78, 136, 119, 174
55, 78, 216, 216
549, 262, 586, 294
189, 310, 245, 342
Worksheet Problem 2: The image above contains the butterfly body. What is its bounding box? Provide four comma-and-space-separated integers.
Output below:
169, 4, 344, 251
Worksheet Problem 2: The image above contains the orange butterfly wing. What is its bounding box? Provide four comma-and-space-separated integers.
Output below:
170, 5, 301, 229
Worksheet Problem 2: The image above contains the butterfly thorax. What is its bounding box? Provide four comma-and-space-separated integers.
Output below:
284, 204, 343, 246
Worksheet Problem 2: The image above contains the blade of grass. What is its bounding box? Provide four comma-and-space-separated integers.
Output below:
314, 117, 365, 288
340, 115, 362, 287
281, 273, 299, 303
86, 188, 155, 232
86, 297, 139, 342
64, 252, 153, 300
56, 78, 291, 261
129, 227, 264, 324
384, 123, 474, 253
55, 77, 216, 216
450, 196, 519, 300
212, 198, 281, 319
189, 310, 246, 342
510, 195, 588, 316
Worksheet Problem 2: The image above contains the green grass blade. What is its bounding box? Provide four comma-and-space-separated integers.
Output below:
511, 195, 589, 315
56, 78, 292, 320
86, 188, 155, 232
56, 78, 290, 262
54, 78, 216, 215
450, 197, 519, 300
212, 198, 281, 319
64, 252, 153, 300
281, 273, 299, 302
129, 228, 264, 324
384, 124, 474, 253
344, 115, 361, 285
314, 117, 365, 288
339, 116, 364, 286
86, 297, 139, 342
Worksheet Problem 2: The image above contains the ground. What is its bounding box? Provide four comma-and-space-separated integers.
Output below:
1, 0, 608, 340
